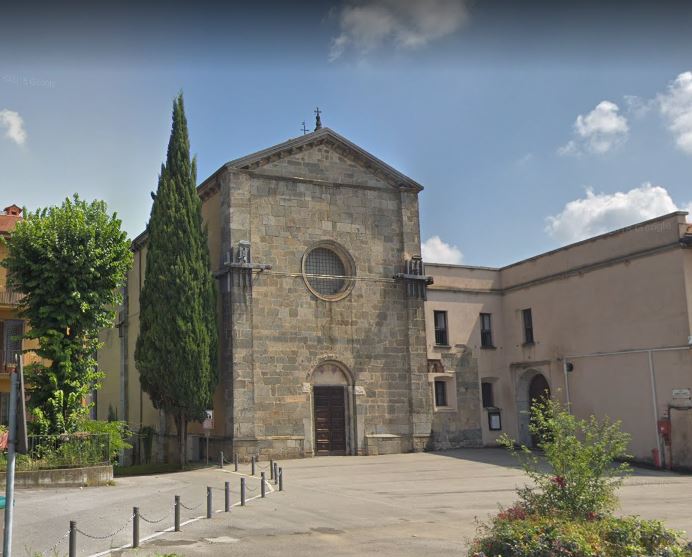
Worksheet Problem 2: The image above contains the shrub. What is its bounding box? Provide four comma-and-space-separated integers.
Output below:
78, 419, 132, 462
499, 397, 631, 519
470, 514, 692, 557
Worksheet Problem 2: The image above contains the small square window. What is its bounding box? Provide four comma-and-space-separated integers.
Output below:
433, 311, 448, 346
480, 313, 493, 347
481, 381, 494, 408
434, 379, 448, 407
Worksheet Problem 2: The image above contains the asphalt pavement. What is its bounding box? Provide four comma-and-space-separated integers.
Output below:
6, 449, 692, 557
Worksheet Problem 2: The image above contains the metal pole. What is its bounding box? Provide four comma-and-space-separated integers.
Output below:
240, 477, 246, 506
69, 521, 77, 557
278, 467, 283, 491
207, 486, 212, 518
3, 369, 18, 557
261, 472, 266, 498
251, 455, 255, 475
174, 495, 181, 531
273, 462, 278, 485
133, 507, 140, 548
234, 452, 238, 472
225, 481, 231, 512
649, 350, 663, 467
219, 451, 224, 469
270, 459, 274, 480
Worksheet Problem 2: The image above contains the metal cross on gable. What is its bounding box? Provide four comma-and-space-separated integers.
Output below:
301, 121, 308, 135
314, 106, 322, 131
394, 255, 433, 300
214, 240, 272, 289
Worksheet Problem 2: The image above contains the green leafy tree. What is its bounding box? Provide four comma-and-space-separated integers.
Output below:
499, 397, 631, 519
135, 93, 218, 467
1, 196, 132, 434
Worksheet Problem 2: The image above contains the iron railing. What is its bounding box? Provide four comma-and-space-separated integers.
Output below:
0, 433, 111, 470
0, 288, 22, 306
0, 349, 21, 370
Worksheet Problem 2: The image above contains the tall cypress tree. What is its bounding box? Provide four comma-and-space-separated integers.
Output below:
135, 93, 218, 466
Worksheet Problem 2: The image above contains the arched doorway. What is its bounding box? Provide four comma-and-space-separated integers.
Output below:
528, 374, 551, 447
310, 362, 354, 456
516, 370, 551, 447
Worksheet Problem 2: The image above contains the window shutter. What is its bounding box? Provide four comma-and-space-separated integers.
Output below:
4, 320, 23, 365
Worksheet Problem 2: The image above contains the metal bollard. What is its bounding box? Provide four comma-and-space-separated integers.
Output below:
273, 462, 278, 485
270, 459, 274, 480
279, 467, 283, 491
251, 455, 256, 476
69, 520, 77, 557
219, 451, 224, 469
174, 495, 181, 531
261, 472, 266, 498
234, 452, 238, 472
133, 506, 140, 548
225, 481, 231, 512
207, 486, 213, 519
240, 477, 246, 506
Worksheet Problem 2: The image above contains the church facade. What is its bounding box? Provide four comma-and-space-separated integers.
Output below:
97, 126, 692, 468
97, 127, 482, 462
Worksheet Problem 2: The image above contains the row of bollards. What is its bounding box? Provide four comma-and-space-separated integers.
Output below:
67, 466, 284, 556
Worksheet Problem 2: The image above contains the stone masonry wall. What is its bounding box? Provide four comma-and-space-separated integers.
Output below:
220, 143, 431, 458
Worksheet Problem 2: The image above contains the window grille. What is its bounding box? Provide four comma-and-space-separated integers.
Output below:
481, 382, 494, 408
480, 313, 493, 347
305, 247, 346, 296
522, 308, 534, 344
434, 380, 448, 407
434, 311, 448, 346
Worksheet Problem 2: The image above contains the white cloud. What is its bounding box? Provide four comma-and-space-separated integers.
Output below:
0, 109, 27, 145
545, 183, 685, 244
329, 0, 468, 61
558, 101, 628, 156
624, 94, 654, 118
658, 71, 692, 155
421, 235, 463, 264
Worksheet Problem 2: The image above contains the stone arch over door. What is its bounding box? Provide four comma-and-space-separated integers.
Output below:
516, 369, 551, 447
307, 361, 357, 456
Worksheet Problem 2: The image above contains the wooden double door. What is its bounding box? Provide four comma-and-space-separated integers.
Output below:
314, 386, 347, 455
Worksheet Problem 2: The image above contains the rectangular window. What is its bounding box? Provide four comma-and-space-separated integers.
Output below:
481, 381, 494, 408
480, 313, 493, 347
434, 380, 448, 407
522, 308, 534, 344
434, 311, 448, 346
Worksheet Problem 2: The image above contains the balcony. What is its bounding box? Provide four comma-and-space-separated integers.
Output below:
0, 288, 22, 307
0, 350, 21, 373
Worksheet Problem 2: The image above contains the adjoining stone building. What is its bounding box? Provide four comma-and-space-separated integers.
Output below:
97, 127, 481, 462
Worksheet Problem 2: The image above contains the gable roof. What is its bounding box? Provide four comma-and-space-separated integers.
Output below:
134, 127, 423, 249
198, 127, 423, 199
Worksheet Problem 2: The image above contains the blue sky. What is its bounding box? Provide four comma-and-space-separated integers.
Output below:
1, 0, 692, 267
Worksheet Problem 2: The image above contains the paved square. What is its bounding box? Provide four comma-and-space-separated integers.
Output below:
9, 449, 692, 556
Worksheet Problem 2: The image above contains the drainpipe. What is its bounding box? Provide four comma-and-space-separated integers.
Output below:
647, 350, 662, 467
562, 359, 571, 412
562, 344, 690, 468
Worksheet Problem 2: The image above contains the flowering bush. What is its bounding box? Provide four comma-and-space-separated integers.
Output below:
498, 398, 631, 519
469, 399, 691, 556
470, 514, 692, 557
